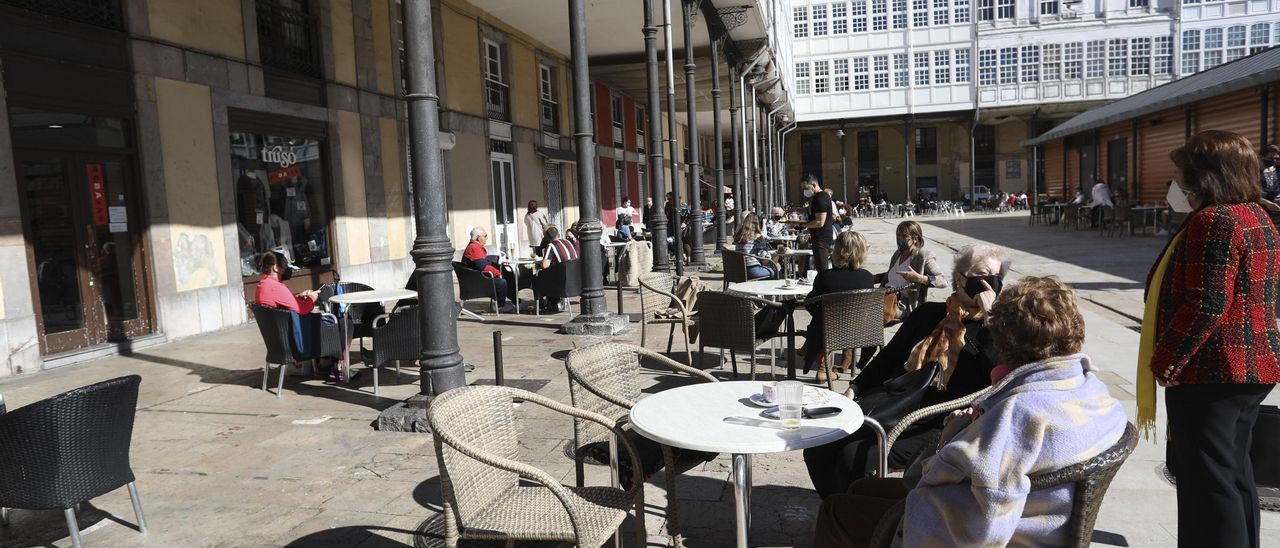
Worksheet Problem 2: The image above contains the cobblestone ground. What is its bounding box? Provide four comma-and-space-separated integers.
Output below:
0, 211, 1276, 547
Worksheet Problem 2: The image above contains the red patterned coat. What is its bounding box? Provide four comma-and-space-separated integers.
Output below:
1150, 203, 1280, 385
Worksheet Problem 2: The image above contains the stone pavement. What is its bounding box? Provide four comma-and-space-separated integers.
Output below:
0, 211, 1276, 547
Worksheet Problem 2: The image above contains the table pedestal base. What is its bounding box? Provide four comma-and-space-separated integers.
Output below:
732, 453, 753, 548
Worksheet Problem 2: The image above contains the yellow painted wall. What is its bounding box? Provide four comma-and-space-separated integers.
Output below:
996, 122, 1030, 192
372, 0, 395, 95
510, 44, 538, 129
154, 78, 228, 292
440, 7, 482, 116
380, 117, 409, 260
447, 132, 493, 249
330, 0, 358, 86
146, 0, 245, 60
337, 111, 371, 266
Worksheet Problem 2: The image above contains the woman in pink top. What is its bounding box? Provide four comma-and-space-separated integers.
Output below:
254, 252, 319, 314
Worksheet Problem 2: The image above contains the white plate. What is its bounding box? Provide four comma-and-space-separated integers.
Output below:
747, 387, 829, 407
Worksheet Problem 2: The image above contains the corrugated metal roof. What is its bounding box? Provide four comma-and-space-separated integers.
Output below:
1024, 48, 1280, 146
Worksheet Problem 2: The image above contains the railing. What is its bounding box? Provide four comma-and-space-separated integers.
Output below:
486, 80, 510, 121
540, 100, 559, 133
2, 0, 122, 29
257, 1, 323, 78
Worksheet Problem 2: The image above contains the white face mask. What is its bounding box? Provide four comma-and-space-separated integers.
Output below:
1167, 183, 1194, 213
803, 188, 815, 198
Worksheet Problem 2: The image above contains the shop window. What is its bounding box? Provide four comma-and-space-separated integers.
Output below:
231, 131, 331, 277
257, 0, 322, 79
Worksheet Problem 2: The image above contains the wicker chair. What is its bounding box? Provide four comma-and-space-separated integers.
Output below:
366, 305, 427, 396
249, 305, 344, 398
453, 262, 503, 315
0, 376, 147, 548
638, 272, 694, 364
696, 290, 786, 380
720, 248, 779, 290
803, 289, 887, 391
869, 422, 1139, 548
565, 342, 717, 544
428, 385, 646, 547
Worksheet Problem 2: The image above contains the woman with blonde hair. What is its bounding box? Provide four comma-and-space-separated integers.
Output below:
734, 212, 776, 280
804, 230, 876, 381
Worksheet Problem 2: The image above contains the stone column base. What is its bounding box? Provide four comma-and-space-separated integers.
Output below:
375, 394, 433, 433
560, 313, 631, 336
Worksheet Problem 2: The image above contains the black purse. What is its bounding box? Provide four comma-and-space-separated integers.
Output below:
856, 361, 942, 433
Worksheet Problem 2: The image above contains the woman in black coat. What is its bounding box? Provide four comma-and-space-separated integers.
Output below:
805, 230, 876, 381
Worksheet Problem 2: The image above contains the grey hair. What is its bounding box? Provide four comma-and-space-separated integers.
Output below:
469, 226, 487, 240
953, 244, 1011, 278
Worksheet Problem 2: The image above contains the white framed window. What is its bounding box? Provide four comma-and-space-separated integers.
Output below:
794, 6, 810, 38
874, 55, 890, 89
832, 2, 849, 34
977, 0, 993, 20
1183, 0, 1199, 4
1227, 25, 1247, 61
1086, 40, 1105, 78
996, 0, 1014, 19
1275, 23, 1280, 46
955, 48, 971, 83
851, 0, 868, 32
1042, 43, 1060, 81
1154, 36, 1172, 75
1064, 42, 1083, 79
1181, 52, 1200, 75
1182, 29, 1201, 51
1129, 0, 1148, 7
894, 53, 909, 87
954, 0, 970, 23
834, 58, 850, 91
1021, 45, 1039, 82
978, 48, 997, 85
1041, 0, 1059, 15
934, 50, 951, 84
796, 61, 811, 94
538, 64, 555, 102
1204, 28, 1222, 49
914, 51, 930, 85
814, 60, 831, 93
813, 3, 830, 36
893, 0, 908, 28
854, 57, 870, 89
483, 39, 504, 84
873, 0, 889, 30
1130, 37, 1151, 76
933, 0, 949, 24
999, 47, 1017, 84
1251, 23, 1271, 54
1107, 39, 1127, 77
1205, 49, 1223, 68
913, 0, 929, 26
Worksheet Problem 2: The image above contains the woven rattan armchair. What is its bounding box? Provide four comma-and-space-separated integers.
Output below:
869, 422, 1138, 548
638, 272, 694, 364
0, 376, 147, 548
249, 305, 343, 398
720, 248, 779, 290
366, 305, 427, 396
565, 342, 717, 544
428, 386, 646, 547
803, 289, 887, 391
696, 291, 786, 380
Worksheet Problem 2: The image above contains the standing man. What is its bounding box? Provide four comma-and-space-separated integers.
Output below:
642, 196, 656, 234
790, 177, 835, 271
523, 200, 550, 255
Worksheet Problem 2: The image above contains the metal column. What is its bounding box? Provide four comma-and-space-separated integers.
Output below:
404, 0, 464, 395
683, 1, 706, 265
643, 0, 670, 271
711, 38, 727, 250
663, 0, 684, 276
729, 67, 743, 225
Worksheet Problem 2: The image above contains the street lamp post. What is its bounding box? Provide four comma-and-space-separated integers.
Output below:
642, 0, 669, 272
837, 128, 847, 205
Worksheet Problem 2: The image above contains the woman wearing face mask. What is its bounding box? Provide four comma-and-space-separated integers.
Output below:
879, 221, 948, 323
765, 206, 788, 238
1140, 131, 1280, 548
615, 197, 637, 241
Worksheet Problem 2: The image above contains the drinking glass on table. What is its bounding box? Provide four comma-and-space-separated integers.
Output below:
776, 381, 804, 429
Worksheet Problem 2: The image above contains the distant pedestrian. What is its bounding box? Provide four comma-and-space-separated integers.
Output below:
1140, 130, 1280, 548
523, 200, 550, 254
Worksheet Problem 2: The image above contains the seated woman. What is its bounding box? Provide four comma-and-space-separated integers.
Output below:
878, 221, 948, 323
733, 213, 777, 280
254, 251, 339, 378
462, 227, 516, 314
803, 244, 1008, 499
812, 277, 1127, 547
804, 230, 875, 383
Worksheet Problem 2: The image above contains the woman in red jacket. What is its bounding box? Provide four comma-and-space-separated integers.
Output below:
1145, 130, 1280, 548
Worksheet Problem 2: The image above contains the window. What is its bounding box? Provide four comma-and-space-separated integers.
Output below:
914, 52, 931, 85
1204, 27, 1222, 49
894, 54, 910, 87
935, 50, 951, 84
978, 48, 997, 85
999, 47, 1018, 84
1129, 0, 1147, 6
851, 0, 868, 32
1064, 42, 1083, 79
832, 2, 849, 34
874, 55, 890, 89
955, 48, 971, 82
1182, 51, 1200, 75
813, 4, 829, 36
1042, 43, 1061, 81
1130, 37, 1151, 76
814, 60, 831, 93
1086, 40, 1105, 78
1021, 45, 1039, 82
1227, 25, 1247, 61
796, 61, 811, 94
1251, 23, 1271, 54
611, 95, 624, 147
977, 0, 993, 21
1041, 0, 1059, 15
996, 0, 1014, 19
1205, 49, 1222, 69
231, 130, 332, 273
893, 0, 907, 28
1154, 36, 1172, 75
915, 127, 938, 165
483, 39, 509, 120
636, 105, 645, 154
257, 0, 323, 78
872, 0, 888, 30
538, 64, 559, 133
1183, 29, 1201, 50
954, 0, 970, 23
858, 131, 881, 189
934, 0, 950, 24
834, 58, 850, 91
1106, 39, 1127, 77
854, 57, 870, 89
793, 6, 810, 38
913, 0, 929, 26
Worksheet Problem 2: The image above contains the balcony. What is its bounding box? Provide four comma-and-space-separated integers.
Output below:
486, 80, 510, 121
540, 99, 559, 133
257, 1, 322, 79
1, 0, 122, 29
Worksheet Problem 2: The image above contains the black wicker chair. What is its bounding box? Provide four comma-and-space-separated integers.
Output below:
249, 305, 343, 398
453, 262, 502, 315
0, 375, 146, 548
370, 305, 422, 396
532, 259, 583, 315
317, 281, 380, 349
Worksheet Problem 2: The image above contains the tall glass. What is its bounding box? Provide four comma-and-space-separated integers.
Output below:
776, 380, 804, 430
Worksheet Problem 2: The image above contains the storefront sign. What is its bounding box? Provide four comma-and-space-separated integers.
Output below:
261, 145, 299, 168
87, 163, 109, 226
268, 164, 302, 184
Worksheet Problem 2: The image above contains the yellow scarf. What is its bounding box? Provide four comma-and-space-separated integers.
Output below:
1137, 232, 1183, 440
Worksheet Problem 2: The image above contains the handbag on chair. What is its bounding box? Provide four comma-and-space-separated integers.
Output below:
856, 361, 943, 433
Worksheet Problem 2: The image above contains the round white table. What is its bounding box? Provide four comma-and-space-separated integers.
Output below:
629, 381, 863, 548
774, 248, 813, 281
329, 289, 418, 380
